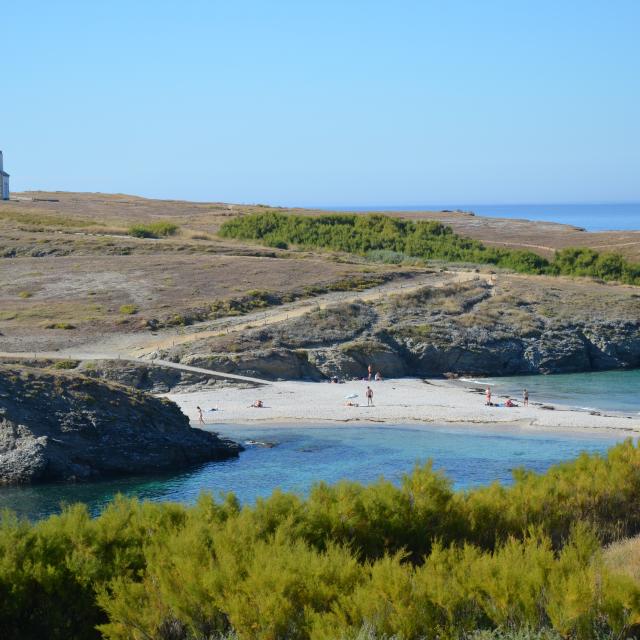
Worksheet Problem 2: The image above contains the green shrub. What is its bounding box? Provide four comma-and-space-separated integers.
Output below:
17, 291, 32, 299
6, 443, 640, 638
392, 324, 432, 338
365, 249, 409, 264
44, 322, 76, 330
118, 304, 138, 315
128, 221, 179, 238
219, 213, 640, 285
51, 359, 79, 370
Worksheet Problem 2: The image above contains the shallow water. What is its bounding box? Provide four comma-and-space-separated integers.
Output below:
0, 424, 624, 521
463, 369, 640, 414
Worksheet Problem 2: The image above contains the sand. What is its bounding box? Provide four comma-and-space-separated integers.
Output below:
167, 377, 640, 437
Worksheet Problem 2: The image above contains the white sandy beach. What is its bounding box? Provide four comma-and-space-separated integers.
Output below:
168, 377, 640, 436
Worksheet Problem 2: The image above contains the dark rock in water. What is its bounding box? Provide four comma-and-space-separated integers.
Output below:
244, 439, 277, 448
0, 365, 242, 485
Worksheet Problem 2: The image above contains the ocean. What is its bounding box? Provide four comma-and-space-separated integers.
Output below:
321, 203, 640, 232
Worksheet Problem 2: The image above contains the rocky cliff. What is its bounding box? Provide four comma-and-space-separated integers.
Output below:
0, 365, 242, 485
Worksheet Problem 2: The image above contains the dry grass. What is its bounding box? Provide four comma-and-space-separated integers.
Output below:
0, 209, 100, 228
0, 251, 400, 351
384, 272, 640, 339
604, 535, 640, 583
1, 192, 639, 354
5, 191, 639, 260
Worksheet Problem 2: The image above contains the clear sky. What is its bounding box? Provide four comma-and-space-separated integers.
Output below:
2, 0, 639, 206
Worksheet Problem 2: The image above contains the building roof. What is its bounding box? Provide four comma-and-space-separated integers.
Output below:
0, 171, 9, 177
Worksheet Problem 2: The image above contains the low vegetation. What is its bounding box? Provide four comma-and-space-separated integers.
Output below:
220, 213, 640, 285
44, 321, 76, 330
118, 304, 138, 315
50, 359, 79, 370
158, 274, 393, 328
5, 441, 640, 638
0, 210, 101, 229
128, 221, 179, 238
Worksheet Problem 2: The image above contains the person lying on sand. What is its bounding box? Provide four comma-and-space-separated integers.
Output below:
344, 401, 359, 407
249, 400, 264, 408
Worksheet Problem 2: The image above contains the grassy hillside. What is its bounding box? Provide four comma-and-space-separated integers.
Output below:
1, 192, 639, 357
159, 272, 640, 380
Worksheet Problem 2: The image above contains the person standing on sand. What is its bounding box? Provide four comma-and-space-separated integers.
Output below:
366, 386, 374, 406
197, 406, 204, 425
523, 388, 529, 406
485, 387, 492, 406
367, 364, 373, 381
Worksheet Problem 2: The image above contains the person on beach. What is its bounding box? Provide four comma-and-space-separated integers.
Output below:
375, 371, 383, 381
250, 400, 264, 408
196, 406, 204, 425
367, 364, 373, 381
485, 387, 492, 406
523, 388, 529, 406
366, 386, 374, 406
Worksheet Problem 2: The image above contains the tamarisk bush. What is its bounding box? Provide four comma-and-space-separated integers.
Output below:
4, 442, 640, 638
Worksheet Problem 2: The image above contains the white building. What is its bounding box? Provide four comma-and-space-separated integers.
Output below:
0, 151, 9, 200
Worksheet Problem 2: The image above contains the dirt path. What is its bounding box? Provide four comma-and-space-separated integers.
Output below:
0, 269, 492, 380
151, 359, 270, 385
129, 269, 490, 357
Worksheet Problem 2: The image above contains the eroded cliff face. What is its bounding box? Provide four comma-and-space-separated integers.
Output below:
0, 365, 242, 485
151, 275, 640, 382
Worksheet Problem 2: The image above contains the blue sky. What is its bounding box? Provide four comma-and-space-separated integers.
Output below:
2, 1, 639, 205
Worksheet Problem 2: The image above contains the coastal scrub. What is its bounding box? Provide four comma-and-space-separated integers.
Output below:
219, 212, 640, 285
4, 441, 640, 638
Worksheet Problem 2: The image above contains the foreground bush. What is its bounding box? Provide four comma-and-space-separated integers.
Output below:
219, 212, 640, 285
4, 441, 640, 638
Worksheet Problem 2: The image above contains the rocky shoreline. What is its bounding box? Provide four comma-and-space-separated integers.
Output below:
0, 365, 242, 485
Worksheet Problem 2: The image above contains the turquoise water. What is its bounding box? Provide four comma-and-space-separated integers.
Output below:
463, 369, 640, 414
324, 203, 640, 232
0, 424, 624, 521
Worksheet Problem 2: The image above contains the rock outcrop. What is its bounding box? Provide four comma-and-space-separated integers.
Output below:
76, 359, 220, 392
0, 365, 242, 485
155, 276, 640, 381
